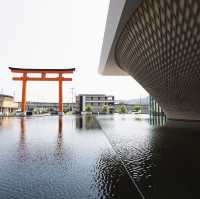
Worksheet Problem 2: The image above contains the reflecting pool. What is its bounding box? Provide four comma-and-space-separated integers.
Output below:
98, 114, 200, 199
0, 115, 200, 199
0, 116, 141, 199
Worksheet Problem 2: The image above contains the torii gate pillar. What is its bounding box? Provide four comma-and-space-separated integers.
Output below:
21, 74, 27, 114
58, 74, 63, 115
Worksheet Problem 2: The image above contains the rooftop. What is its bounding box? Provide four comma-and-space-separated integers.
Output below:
0, 94, 14, 99
9, 67, 75, 73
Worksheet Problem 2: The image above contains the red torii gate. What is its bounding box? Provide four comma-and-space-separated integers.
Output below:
9, 67, 75, 115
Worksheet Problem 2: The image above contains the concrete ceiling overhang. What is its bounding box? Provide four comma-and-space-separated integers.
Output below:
98, 0, 142, 76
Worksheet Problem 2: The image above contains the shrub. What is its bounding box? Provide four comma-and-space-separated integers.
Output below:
133, 105, 142, 112
85, 104, 93, 113
101, 105, 110, 113
117, 105, 128, 114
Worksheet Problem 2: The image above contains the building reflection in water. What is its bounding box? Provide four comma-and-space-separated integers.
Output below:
76, 115, 101, 130
149, 96, 167, 126
0, 117, 13, 128
149, 115, 167, 126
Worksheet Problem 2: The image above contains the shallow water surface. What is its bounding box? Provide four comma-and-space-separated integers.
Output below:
0, 115, 200, 199
98, 114, 200, 199
0, 116, 141, 199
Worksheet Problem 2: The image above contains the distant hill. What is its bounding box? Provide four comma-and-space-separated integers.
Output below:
116, 96, 149, 105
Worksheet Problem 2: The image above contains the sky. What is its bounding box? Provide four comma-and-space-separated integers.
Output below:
0, 0, 148, 102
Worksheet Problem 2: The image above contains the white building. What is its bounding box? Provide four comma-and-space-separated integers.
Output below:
0, 94, 18, 116
18, 101, 76, 113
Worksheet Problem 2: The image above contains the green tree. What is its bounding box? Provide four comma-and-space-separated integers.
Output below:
117, 105, 128, 114
133, 105, 141, 112
85, 104, 93, 113
101, 105, 110, 113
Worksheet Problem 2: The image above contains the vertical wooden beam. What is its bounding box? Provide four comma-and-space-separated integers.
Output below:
21, 73, 27, 114
41, 72, 46, 78
58, 74, 63, 114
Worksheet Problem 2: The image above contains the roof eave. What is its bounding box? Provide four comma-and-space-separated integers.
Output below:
98, 0, 142, 76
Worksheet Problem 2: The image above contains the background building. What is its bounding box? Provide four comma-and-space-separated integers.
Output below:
18, 102, 76, 114
0, 94, 18, 116
76, 94, 115, 114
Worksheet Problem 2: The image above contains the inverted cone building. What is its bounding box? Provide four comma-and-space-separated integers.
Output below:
99, 0, 200, 121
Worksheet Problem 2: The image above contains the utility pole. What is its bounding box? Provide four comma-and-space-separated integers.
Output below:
70, 88, 74, 112
13, 91, 15, 100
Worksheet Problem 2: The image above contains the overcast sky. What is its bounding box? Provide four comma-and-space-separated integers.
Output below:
0, 0, 148, 102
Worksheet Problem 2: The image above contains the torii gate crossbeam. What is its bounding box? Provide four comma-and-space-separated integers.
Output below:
9, 67, 75, 115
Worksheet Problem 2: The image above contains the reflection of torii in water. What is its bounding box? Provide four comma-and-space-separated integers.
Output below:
18, 117, 28, 162
55, 116, 64, 159
18, 117, 65, 161
9, 67, 75, 115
